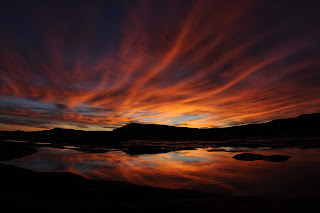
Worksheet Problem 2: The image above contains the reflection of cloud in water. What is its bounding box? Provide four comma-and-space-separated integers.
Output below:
2, 147, 320, 196
141, 151, 204, 163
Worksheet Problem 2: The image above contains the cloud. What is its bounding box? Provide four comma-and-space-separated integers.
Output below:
55, 103, 68, 110
0, 0, 320, 130
0, 115, 56, 130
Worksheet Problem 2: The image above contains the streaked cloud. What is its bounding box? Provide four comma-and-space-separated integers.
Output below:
0, 0, 319, 130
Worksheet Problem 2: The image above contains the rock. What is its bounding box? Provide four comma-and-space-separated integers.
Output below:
232, 153, 264, 161
232, 153, 292, 162
77, 148, 108, 153
207, 148, 226, 152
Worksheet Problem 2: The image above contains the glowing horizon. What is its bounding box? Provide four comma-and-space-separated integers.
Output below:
1, 0, 320, 131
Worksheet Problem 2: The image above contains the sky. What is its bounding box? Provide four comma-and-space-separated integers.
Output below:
0, 0, 320, 131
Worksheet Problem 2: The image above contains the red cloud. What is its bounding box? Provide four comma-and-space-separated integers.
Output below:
0, 0, 319, 130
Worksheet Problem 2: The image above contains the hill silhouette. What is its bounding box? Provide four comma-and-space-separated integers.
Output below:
0, 113, 319, 144
113, 113, 320, 141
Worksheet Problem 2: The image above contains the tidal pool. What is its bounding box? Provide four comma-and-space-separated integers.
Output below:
2, 145, 320, 197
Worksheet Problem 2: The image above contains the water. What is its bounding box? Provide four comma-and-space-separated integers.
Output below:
2, 145, 320, 197
4, 139, 29, 143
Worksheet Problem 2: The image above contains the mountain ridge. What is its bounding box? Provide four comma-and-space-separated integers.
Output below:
1, 113, 319, 143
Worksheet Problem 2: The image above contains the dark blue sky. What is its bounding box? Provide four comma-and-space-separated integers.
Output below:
0, 0, 320, 131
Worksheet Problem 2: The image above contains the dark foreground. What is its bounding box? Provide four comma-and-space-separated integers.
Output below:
1, 112, 320, 212
1, 162, 320, 212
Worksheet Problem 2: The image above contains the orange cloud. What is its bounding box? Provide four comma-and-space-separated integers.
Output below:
0, 0, 319, 130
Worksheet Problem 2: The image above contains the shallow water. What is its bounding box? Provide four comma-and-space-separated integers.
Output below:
2, 145, 320, 197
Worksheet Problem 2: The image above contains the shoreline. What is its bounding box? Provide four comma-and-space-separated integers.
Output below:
1, 162, 319, 212
1, 138, 320, 212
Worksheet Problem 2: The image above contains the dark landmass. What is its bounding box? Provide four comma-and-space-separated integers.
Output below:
1, 163, 319, 212
0, 163, 206, 212
233, 153, 265, 161
1, 113, 319, 145
207, 148, 227, 152
113, 113, 320, 141
0, 113, 319, 212
233, 153, 292, 162
0, 141, 37, 161
0, 113, 319, 155
0, 128, 118, 145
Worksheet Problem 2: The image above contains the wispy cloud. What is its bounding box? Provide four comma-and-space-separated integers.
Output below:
0, 0, 320, 130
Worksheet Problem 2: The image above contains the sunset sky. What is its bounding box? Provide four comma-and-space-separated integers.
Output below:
0, 0, 320, 131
